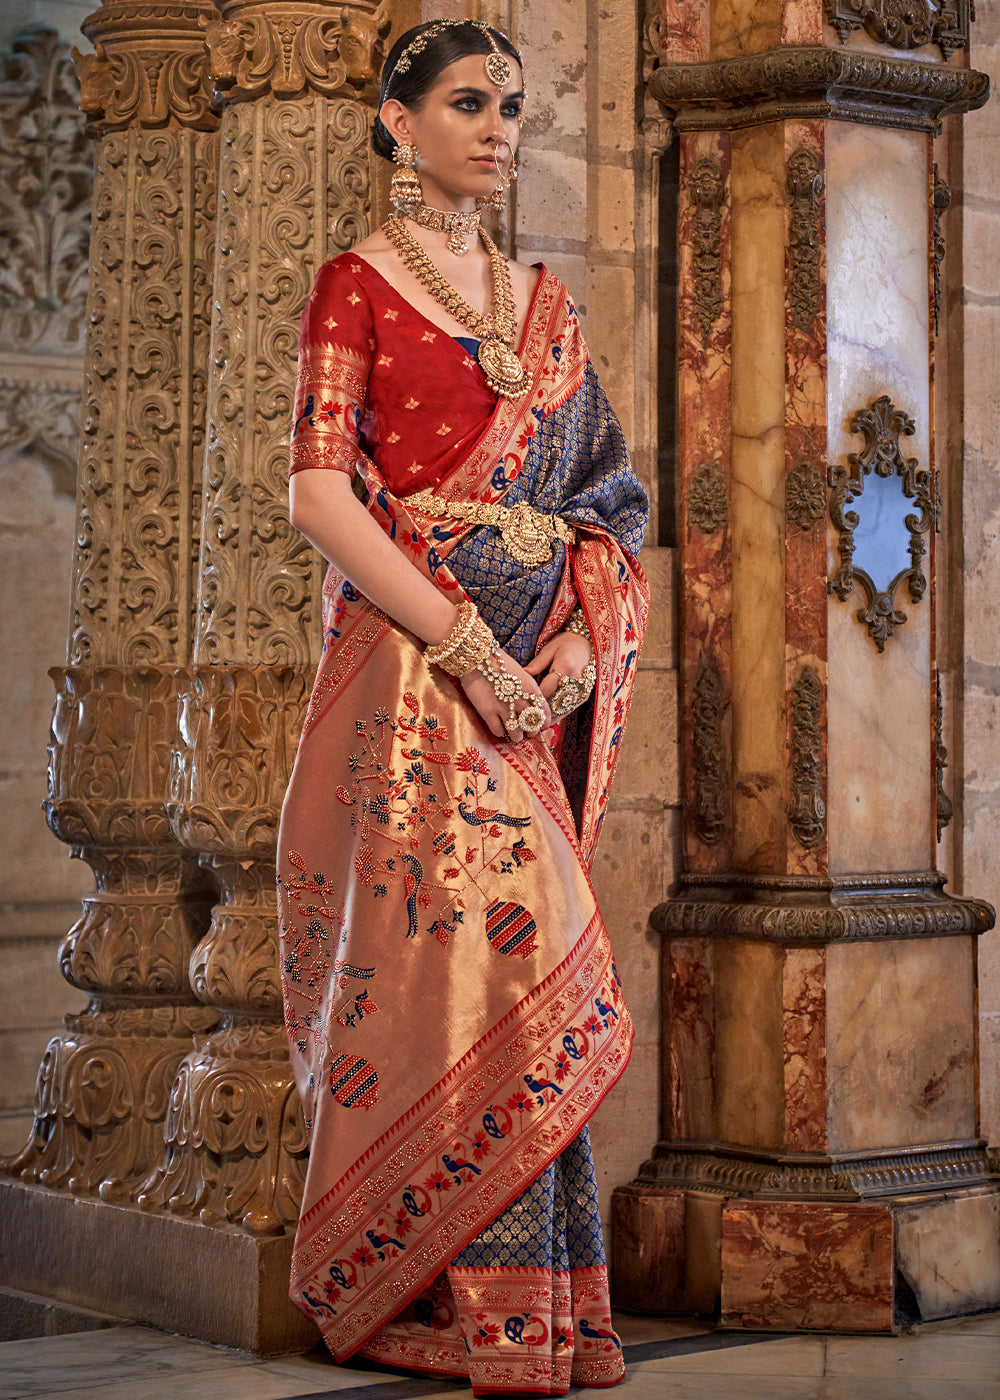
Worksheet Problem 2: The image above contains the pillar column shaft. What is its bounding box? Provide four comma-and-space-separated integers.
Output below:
137, 0, 387, 1250
1, 0, 220, 1203
613, 0, 999, 1331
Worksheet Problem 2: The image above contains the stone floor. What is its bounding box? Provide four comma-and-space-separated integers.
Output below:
1, 1310, 999, 1400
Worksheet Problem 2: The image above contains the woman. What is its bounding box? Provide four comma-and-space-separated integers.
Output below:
278, 19, 649, 1396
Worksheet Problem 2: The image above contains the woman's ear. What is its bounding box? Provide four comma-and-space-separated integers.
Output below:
379, 99, 412, 148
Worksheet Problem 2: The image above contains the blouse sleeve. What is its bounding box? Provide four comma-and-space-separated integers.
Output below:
289, 259, 375, 477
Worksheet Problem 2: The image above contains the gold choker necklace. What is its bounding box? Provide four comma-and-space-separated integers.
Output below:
412, 204, 481, 257
383, 214, 527, 400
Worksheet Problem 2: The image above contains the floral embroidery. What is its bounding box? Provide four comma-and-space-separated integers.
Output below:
336, 701, 538, 950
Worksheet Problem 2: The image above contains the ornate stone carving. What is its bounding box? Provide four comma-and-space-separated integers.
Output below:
786, 463, 826, 531
691, 656, 726, 846
788, 665, 825, 850
3, 667, 216, 1198
935, 669, 954, 841
824, 1, 972, 58
932, 163, 950, 337
0, 29, 92, 357
653, 870, 994, 944
74, 1, 219, 131
3, 5, 222, 1213
634, 1138, 993, 1199
0, 28, 91, 483
142, 62, 377, 1233
136, 665, 312, 1233
828, 396, 935, 652
786, 147, 823, 333
648, 46, 989, 135
70, 118, 217, 665
205, 0, 389, 103
688, 460, 727, 534
689, 158, 724, 342
197, 96, 372, 666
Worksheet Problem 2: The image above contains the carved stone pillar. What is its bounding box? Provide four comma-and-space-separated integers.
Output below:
1, 3, 219, 1200
135, 0, 387, 1250
612, 2, 1000, 1330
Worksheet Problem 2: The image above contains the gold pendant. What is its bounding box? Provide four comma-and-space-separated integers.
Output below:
499, 501, 560, 567
447, 230, 469, 256
477, 340, 527, 400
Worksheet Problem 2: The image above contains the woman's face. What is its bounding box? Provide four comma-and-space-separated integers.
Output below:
383, 52, 524, 211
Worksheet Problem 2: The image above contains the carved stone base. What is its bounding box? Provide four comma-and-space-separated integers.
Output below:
0, 1178, 317, 1354
612, 1175, 1000, 1330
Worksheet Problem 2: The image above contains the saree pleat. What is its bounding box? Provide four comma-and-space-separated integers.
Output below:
279, 254, 648, 1393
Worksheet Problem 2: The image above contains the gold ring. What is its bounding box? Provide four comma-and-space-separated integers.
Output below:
517, 699, 547, 736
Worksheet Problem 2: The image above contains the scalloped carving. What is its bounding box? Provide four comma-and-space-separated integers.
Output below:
786, 463, 827, 531
204, 1, 389, 103
689, 158, 725, 341
824, 1, 972, 58
788, 665, 825, 850
648, 45, 990, 134
786, 147, 823, 333
691, 656, 726, 846
688, 460, 727, 533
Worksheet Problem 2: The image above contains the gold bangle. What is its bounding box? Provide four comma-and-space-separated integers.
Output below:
426, 601, 495, 678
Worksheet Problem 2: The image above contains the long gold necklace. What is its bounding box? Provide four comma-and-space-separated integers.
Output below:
382, 214, 528, 400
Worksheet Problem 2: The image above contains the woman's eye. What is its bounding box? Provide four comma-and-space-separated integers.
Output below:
456, 97, 482, 112
501, 103, 522, 119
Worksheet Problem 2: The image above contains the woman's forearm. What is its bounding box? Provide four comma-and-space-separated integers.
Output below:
289, 469, 460, 645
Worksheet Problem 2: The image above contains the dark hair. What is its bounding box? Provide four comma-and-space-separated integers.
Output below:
372, 21, 523, 162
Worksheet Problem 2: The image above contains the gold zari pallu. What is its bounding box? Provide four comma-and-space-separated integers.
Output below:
406, 488, 576, 567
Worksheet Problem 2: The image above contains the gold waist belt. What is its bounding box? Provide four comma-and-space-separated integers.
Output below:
405, 488, 576, 568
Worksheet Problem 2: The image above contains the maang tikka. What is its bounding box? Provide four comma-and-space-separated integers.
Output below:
390, 141, 422, 216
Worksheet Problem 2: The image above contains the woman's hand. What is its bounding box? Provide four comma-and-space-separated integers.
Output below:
460, 651, 552, 744
524, 631, 593, 703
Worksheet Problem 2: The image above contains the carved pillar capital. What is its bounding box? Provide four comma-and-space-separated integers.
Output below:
205, 0, 389, 104
648, 45, 989, 135
76, 1, 219, 130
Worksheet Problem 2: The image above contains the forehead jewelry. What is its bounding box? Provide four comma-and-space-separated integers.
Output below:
390, 20, 520, 98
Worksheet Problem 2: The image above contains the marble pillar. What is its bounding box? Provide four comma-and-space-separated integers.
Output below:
612, 0, 1000, 1330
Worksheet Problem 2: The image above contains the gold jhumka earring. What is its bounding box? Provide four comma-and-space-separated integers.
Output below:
390, 141, 422, 216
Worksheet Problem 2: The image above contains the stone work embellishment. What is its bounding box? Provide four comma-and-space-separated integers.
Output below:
828, 396, 935, 652
0, 28, 91, 477
691, 656, 726, 846
688, 460, 727, 534
649, 49, 989, 138
204, 6, 389, 102
690, 157, 725, 342
935, 670, 954, 841
933, 164, 951, 337
824, 1, 972, 58
786, 463, 826, 531
788, 665, 826, 850
786, 148, 823, 333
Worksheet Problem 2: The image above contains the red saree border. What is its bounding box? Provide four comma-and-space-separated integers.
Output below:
291, 908, 633, 1361
571, 534, 650, 866
359, 1263, 624, 1396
